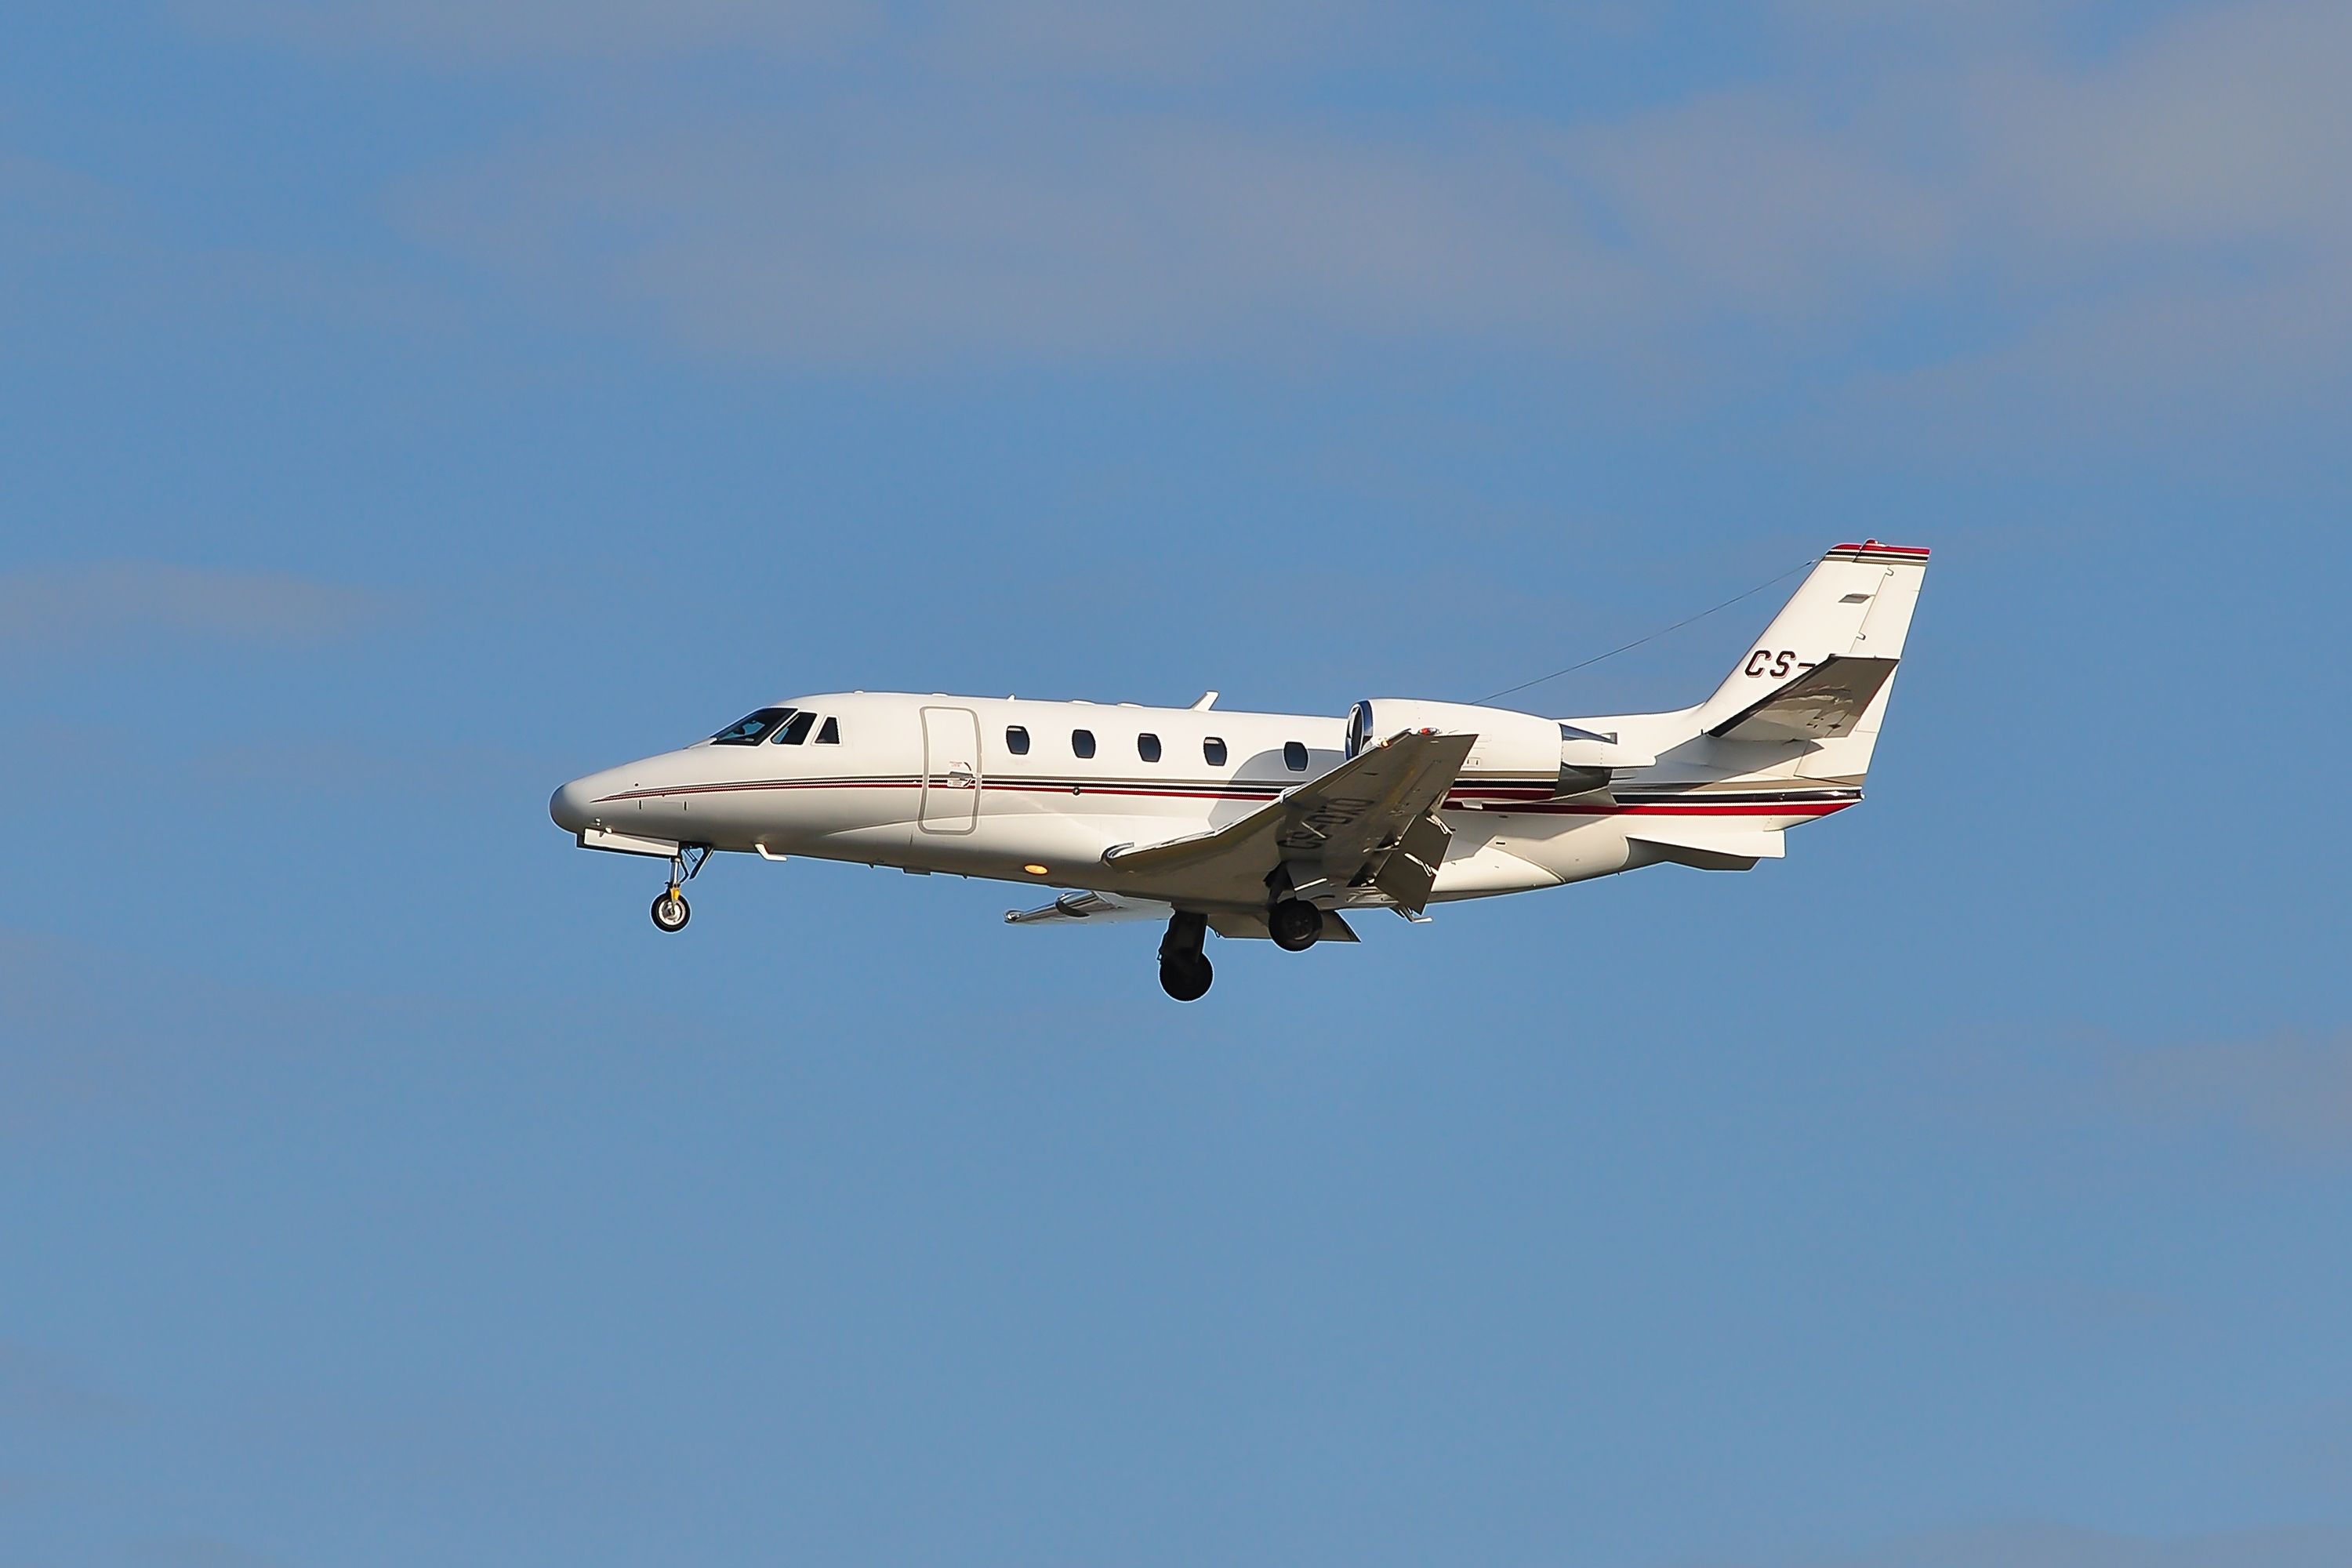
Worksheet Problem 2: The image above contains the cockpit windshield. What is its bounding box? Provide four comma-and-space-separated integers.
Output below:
710, 707, 795, 745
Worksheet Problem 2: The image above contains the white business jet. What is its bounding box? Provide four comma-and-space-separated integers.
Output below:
550, 542, 1928, 999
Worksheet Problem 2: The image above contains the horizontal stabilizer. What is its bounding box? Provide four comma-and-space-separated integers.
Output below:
1624, 823, 1785, 872
1708, 655, 1898, 743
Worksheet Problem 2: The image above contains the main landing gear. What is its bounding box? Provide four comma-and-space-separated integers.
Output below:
1267, 897, 1325, 953
1156, 899, 1330, 1000
1159, 911, 1213, 1002
649, 845, 711, 934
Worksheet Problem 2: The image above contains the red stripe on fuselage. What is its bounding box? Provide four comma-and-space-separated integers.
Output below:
596, 775, 1854, 818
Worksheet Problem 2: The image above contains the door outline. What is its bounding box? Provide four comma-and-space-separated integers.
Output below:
918, 706, 983, 835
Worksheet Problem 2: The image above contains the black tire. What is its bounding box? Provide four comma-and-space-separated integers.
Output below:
1159, 953, 1213, 1002
651, 891, 691, 932
1268, 898, 1323, 952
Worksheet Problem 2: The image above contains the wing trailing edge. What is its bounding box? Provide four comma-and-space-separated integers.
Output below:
1102, 728, 1475, 910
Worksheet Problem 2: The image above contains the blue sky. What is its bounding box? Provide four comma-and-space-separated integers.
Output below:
5, 2, 2350, 1564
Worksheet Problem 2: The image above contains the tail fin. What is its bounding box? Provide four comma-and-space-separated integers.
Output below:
1694, 542, 1929, 783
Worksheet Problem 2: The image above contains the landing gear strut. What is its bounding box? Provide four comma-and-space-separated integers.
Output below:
649, 844, 710, 934
1159, 911, 1213, 1001
1268, 897, 1325, 952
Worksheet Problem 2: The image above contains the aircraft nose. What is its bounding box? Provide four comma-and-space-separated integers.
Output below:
550, 777, 598, 834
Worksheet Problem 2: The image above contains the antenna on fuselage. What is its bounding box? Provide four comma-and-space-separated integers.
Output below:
1191, 691, 1218, 710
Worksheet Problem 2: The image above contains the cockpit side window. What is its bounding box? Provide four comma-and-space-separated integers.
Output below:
815, 717, 840, 744
771, 710, 818, 745
712, 707, 794, 745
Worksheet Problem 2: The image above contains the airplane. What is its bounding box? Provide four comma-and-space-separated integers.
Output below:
549, 541, 1928, 1000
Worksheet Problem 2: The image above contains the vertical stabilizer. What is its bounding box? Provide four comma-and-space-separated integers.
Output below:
1695, 542, 1929, 783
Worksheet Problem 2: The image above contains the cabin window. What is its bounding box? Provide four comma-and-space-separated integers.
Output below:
1283, 740, 1308, 771
711, 707, 793, 745
1072, 729, 1097, 760
815, 717, 840, 744
771, 710, 817, 746
1203, 737, 1227, 767
1138, 733, 1162, 763
1005, 725, 1030, 756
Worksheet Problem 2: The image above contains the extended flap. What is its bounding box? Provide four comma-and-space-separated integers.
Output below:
1372, 811, 1453, 913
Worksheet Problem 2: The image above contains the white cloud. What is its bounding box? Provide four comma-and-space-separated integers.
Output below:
181, 0, 1387, 80
1962, 1, 2352, 256
180, 0, 873, 66
0, 563, 381, 654
0, 1343, 136, 1430
371, 0, 2349, 380
136, 0, 2351, 458
1562, 91, 1961, 316
1931, 1024, 2352, 1164
397, 112, 1655, 365
2108, 1029, 2352, 1154
1686, 1519, 2352, 1568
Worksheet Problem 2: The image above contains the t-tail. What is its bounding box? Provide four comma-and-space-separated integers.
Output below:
1684, 539, 1929, 789
1543, 541, 1929, 875
1563, 542, 1929, 788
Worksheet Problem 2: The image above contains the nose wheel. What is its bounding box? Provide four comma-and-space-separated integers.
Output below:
648, 845, 710, 934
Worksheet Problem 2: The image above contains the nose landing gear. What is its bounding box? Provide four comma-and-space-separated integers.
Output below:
1159, 910, 1213, 1001
648, 845, 711, 934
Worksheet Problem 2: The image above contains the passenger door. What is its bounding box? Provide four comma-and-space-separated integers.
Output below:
917, 706, 982, 834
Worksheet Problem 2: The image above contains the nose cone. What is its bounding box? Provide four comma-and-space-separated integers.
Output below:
550, 777, 598, 834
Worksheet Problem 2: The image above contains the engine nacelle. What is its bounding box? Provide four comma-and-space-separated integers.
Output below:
1345, 698, 1607, 797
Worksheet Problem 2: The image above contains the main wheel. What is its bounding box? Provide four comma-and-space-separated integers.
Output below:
651, 890, 691, 932
1159, 953, 1213, 1002
1268, 898, 1324, 952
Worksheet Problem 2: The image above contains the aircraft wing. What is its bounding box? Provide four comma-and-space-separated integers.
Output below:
1102, 728, 1474, 912
1004, 890, 1362, 942
1708, 655, 1898, 743
1004, 890, 1171, 926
